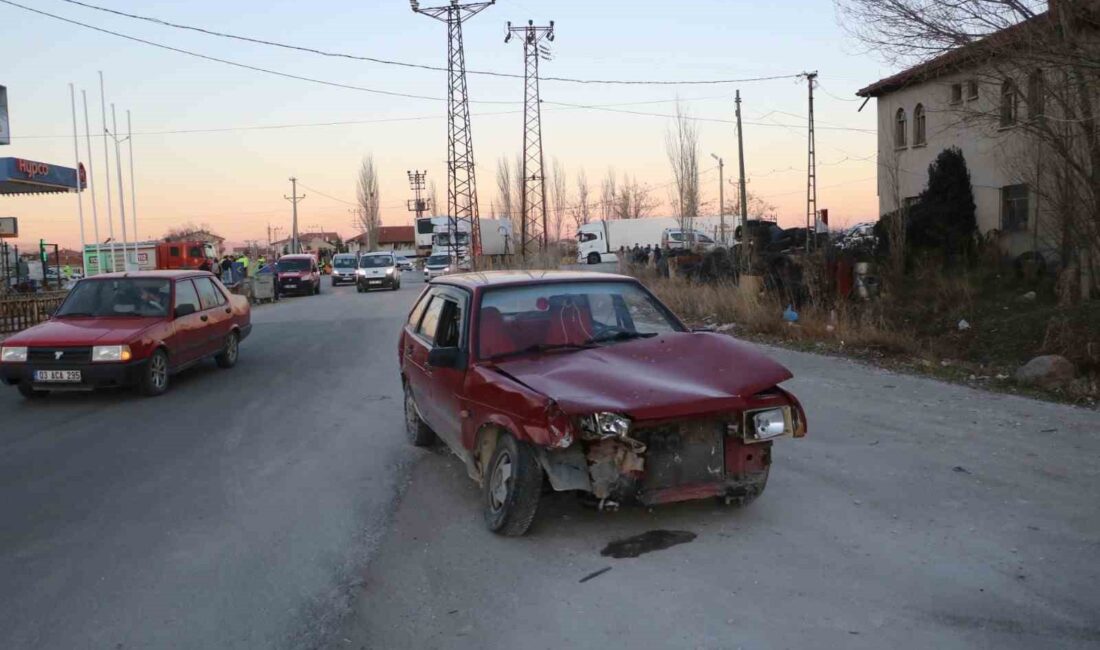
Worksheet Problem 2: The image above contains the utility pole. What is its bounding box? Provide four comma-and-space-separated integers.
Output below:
507, 19, 555, 258
285, 177, 305, 254
407, 170, 430, 223
412, 0, 494, 268
735, 90, 748, 234
802, 71, 819, 252
98, 72, 116, 272
110, 104, 130, 269
710, 154, 725, 245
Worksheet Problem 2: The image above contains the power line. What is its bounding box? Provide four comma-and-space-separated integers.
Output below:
0, 0, 512, 104
543, 101, 877, 132
54, 0, 803, 86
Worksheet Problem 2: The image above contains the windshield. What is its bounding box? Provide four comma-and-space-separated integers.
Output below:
426, 255, 451, 266
478, 281, 682, 360
333, 256, 357, 269
360, 256, 394, 268
277, 258, 311, 272
56, 278, 171, 318
435, 232, 469, 246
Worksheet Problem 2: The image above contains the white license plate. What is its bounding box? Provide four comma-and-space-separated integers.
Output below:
35, 370, 82, 382
284, 283, 297, 288
369, 280, 382, 285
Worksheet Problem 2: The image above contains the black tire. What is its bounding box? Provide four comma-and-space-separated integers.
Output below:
139, 349, 170, 397
356, 285, 364, 293
214, 331, 239, 369
483, 433, 542, 536
331, 279, 339, 287
404, 383, 436, 447
17, 383, 47, 399
587, 252, 601, 265
314, 281, 321, 295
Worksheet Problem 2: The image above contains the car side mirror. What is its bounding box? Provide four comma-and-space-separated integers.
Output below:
175, 304, 197, 318
428, 346, 462, 369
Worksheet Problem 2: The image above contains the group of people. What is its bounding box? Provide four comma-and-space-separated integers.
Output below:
620, 244, 665, 266
196, 253, 273, 284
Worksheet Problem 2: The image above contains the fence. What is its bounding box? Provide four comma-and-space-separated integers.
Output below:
0, 291, 69, 334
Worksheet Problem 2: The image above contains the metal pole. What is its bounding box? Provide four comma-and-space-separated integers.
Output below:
718, 158, 725, 246
111, 104, 130, 270
735, 90, 748, 233
82, 91, 102, 274
98, 72, 116, 272
127, 110, 138, 246
69, 84, 86, 255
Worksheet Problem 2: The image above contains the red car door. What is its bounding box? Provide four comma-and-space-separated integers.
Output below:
404, 293, 444, 430
424, 289, 470, 449
170, 279, 207, 365
192, 276, 232, 354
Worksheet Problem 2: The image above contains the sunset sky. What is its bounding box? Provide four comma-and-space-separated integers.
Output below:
0, 0, 897, 250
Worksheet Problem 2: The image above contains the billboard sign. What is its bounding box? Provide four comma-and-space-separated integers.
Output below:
0, 216, 15, 238
0, 85, 8, 146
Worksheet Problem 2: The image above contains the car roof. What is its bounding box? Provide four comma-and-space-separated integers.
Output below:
86, 270, 213, 280
279, 254, 315, 259
434, 270, 637, 289
361, 251, 395, 256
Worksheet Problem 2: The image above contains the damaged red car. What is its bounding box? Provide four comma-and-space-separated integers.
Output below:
399, 271, 807, 536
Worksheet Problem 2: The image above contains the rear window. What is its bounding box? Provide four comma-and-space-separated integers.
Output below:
426, 255, 451, 266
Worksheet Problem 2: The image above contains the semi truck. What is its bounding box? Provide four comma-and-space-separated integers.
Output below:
83, 240, 218, 276
576, 217, 730, 264
430, 218, 514, 266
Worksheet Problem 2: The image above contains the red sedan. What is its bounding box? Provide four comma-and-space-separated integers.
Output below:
399, 271, 807, 536
1, 270, 251, 398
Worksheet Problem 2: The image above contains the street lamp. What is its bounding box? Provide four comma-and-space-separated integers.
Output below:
710, 154, 725, 245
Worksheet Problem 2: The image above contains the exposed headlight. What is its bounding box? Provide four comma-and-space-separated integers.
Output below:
1, 346, 28, 363
386, 267, 395, 275
92, 345, 132, 363
749, 408, 791, 441
443, 266, 451, 272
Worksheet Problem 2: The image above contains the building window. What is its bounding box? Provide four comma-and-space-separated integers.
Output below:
1001, 184, 1029, 232
1001, 79, 1019, 127
967, 80, 979, 100
950, 83, 963, 104
913, 104, 927, 145
895, 108, 908, 148
1028, 70, 1045, 121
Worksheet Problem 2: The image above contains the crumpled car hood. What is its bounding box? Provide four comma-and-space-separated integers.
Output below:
491, 332, 793, 420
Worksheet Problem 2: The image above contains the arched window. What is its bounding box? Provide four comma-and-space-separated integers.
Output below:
895, 108, 908, 148
913, 104, 927, 145
1028, 70, 1044, 121
1001, 79, 1018, 127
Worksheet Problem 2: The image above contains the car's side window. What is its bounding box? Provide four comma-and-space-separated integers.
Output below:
174, 280, 201, 313
407, 292, 430, 328
436, 299, 463, 348
193, 277, 222, 311
416, 297, 445, 344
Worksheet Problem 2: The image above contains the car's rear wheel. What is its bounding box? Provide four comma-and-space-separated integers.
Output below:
404, 383, 436, 447
139, 349, 170, 397
215, 331, 239, 369
484, 433, 542, 536
17, 383, 47, 399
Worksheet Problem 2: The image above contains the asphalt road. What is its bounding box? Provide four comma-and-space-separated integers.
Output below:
3, 272, 1099, 650
0, 273, 425, 650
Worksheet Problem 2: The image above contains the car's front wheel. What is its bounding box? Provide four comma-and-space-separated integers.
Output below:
483, 433, 542, 536
17, 383, 47, 399
139, 349, 170, 397
215, 331, 239, 369
587, 252, 601, 265
404, 383, 437, 447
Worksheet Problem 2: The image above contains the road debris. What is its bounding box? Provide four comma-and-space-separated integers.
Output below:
579, 566, 613, 583
953, 466, 971, 474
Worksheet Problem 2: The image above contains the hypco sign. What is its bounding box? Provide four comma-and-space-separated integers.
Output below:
0, 85, 9, 146
16, 159, 49, 179
0, 216, 17, 238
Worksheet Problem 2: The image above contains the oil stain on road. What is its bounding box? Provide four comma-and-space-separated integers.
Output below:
600, 530, 697, 559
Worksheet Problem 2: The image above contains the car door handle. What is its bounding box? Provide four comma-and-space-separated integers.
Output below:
200, 315, 208, 322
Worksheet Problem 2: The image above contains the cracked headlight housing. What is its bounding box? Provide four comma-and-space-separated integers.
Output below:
747, 407, 792, 442
579, 412, 632, 440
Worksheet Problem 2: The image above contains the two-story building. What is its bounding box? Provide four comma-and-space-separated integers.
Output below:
857, 2, 1096, 262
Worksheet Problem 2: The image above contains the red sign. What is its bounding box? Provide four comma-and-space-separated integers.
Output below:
16, 159, 49, 179
78, 162, 87, 189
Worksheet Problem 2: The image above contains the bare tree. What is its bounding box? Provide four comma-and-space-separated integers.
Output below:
496, 156, 514, 221
163, 222, 218, 241
837, 0, 1099, 298
355, 155, 381, 251
614, 175, 658, 220
600, 168, 618, 221
549, 158, 569, 242
666, 101, 701, 232
572, 169, 592, 230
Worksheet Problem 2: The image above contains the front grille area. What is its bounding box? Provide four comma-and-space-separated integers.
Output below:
634, 419, 726, 492
28, 347, 93, 366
